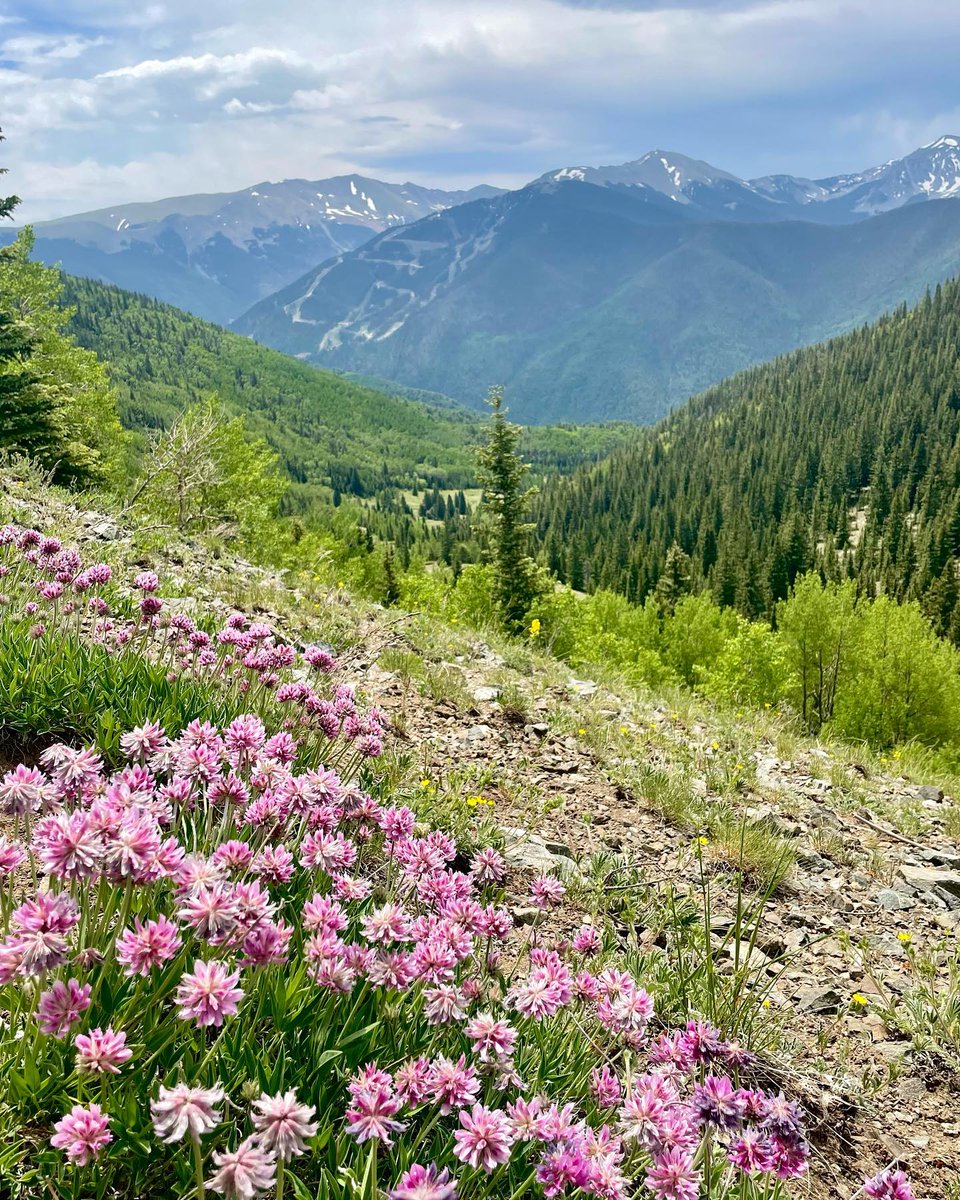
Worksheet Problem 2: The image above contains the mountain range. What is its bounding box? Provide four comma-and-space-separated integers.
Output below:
7, 177, 504, 325
535, 135, 960, 221
18, 137, 960, 422
236, 137, 960, 423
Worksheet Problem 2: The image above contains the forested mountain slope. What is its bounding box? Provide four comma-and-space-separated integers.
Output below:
536, 275, 960, 639
63, 277, 627, 499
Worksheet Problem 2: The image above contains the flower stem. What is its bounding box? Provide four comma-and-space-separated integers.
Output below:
192, 1133, 205, 1200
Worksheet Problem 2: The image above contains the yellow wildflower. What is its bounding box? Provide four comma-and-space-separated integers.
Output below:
710, 741, 720, 751
696, 836, 709, 847
851, 992, 868, 1007
896, 931, 913, 945
529, 618, 541, 638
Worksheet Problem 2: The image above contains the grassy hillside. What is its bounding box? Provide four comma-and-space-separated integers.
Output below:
64, 276, 630, 498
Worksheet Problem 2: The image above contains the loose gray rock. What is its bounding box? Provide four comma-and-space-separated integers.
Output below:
877, 888, 915, 912
501, 828, 581, 881
472, 686, 501, 703
463, 724, 494, 742
796, 985, 843, 1014
898, 863, 960, 898
511, 906, 547, 927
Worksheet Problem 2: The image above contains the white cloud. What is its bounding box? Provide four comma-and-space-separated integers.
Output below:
4, 0, 960, 219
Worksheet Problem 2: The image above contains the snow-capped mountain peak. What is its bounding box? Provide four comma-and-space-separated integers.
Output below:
540, 137, 960, 221
539, 150, 746, 203
807, 135, 960, 213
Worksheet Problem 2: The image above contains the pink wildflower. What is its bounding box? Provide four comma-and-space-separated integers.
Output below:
117, 915, 182, 975
529, 874, 566, 909
645, 1148, 700, 1200
250, 1089, 318, 1160
572, 924, 603, 954
727, 1129, 775, 1173
207, 1137, 277, 1199
0, 835, 26, 874
506, 1097, 546, 1141
362, 902, 412, 945
51, 1103, 112, 1166
178, 883, 239, 940
74, 1026, 132, 1074
151, 1083, 225, 1142
465, 1012, 517, 1063
37, 978, 91, 1038
692, 1075, 746, 1131
469, 846, 506, 885
389, 1164, 458, 1200
394, 1056, 432, 1106
427, 1054, 480, 1114
253, 843, 295, 885
241, 920, 292, 968
863, 1169, 916, 1200
424, 984, 468, 1025
175, 960, 244, 1027
0, 763, 49, 814
591, 1065, 623, 1108
344, 1070, 406, 1145
452, 1103, 515, 1173
120, 722, 167, 762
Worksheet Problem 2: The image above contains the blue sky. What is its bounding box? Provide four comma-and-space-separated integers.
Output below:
3, 0, 960, 220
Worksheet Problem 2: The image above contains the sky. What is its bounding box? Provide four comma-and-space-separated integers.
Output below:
3, 0, 960, 221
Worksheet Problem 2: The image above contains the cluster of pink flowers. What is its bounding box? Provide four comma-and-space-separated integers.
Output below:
342, 1010, 816, 1200
148, 1081, 317, 1195
0, 524, 389, 755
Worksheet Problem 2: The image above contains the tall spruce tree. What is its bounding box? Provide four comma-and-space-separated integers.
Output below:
0, 137, 126, 482
0, 138, 57, 466
0, 313, 58, 460
477, 386, 540, 632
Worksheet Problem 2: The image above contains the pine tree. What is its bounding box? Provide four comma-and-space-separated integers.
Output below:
382, 548, 401, 606
477, 386, 540, 632
654, 544, 691, 616
0, 313, 58, 460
